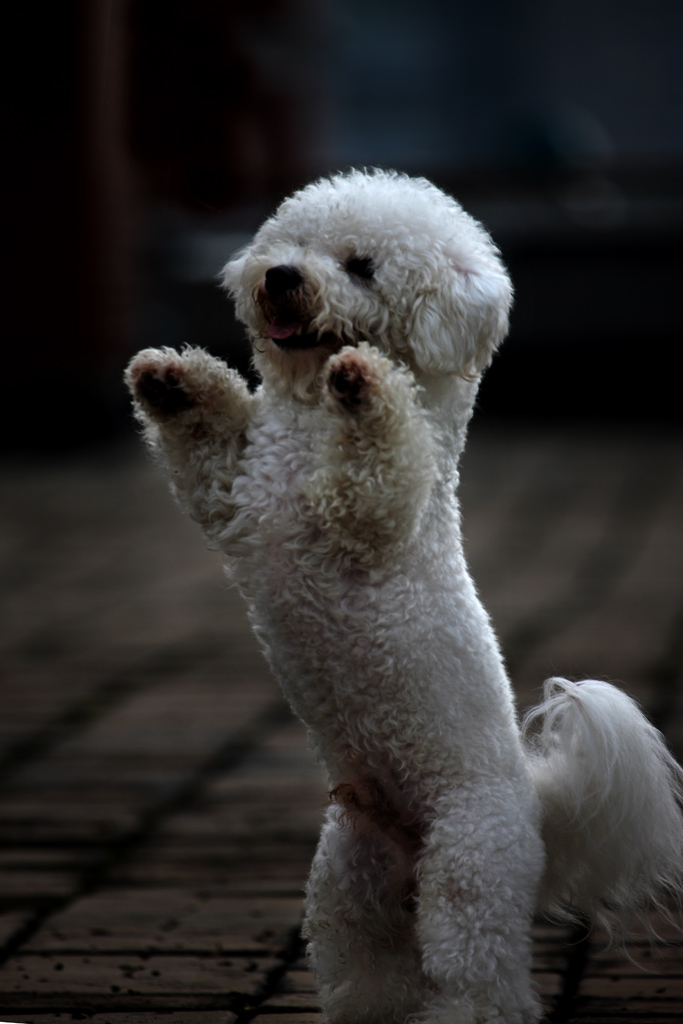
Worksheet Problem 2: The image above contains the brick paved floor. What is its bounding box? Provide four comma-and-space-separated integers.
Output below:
0, 423, 682, 1023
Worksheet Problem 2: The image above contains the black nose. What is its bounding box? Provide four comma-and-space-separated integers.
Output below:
264, 264, 303, 300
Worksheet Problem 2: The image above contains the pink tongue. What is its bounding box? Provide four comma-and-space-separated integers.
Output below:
268, 317, 300, 340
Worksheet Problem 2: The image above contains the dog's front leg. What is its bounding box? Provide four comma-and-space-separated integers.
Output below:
303, 343, 439, 565
125, 347, 256, 547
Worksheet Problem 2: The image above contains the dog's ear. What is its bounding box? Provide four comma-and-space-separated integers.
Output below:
408, 264, 512, 375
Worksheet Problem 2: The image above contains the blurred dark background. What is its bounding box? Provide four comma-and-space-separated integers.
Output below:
3, 0, 682, 453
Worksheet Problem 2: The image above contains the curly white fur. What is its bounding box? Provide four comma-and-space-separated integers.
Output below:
125, 169, 683, 1024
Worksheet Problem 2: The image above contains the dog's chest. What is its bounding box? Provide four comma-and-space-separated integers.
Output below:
227, 398, 506, 779
232, 401, 320, 547
231, 401, 353, 610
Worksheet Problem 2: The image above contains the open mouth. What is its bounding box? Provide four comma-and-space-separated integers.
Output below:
267, 315, 331, 351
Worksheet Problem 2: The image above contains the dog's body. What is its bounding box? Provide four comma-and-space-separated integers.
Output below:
126, 170, 683, 1024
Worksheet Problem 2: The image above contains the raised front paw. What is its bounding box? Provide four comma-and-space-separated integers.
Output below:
125, 347, 201, 418
127, 354, 194, 415
308, 342, 437, 562
325, 343, 389, 414
125, 346, 253, 433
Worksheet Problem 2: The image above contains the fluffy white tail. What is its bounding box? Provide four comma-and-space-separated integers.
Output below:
523, 677, 683, 932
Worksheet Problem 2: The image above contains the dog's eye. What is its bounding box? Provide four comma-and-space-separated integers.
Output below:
345, 256, 375, 282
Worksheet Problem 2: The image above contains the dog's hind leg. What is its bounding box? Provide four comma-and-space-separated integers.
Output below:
414, 783, 545, 1024
304, 808, 428, 1024
125, 347, 255, 546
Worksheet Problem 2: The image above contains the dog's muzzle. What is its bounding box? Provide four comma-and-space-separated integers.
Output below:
262, 264, 326, 350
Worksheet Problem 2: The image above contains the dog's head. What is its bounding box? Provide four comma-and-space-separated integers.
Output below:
222, 169, 512, 401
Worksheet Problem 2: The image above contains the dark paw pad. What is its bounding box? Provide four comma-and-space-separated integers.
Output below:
328, 360, 365, 409
136, 369, 193, 414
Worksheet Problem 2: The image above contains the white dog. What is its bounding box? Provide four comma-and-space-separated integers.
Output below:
126, 169, 683, 1024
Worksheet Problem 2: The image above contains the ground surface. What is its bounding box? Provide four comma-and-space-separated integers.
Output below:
1, 423, 682, 1023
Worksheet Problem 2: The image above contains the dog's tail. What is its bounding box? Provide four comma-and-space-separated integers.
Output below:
523, 676, 683, 934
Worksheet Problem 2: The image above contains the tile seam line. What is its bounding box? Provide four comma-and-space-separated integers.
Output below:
0, 698, 293, 970
548, 924, 592, 1024
0, 634, 237, 787
500, 451, 672, 681
235, 926, 308, 1024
